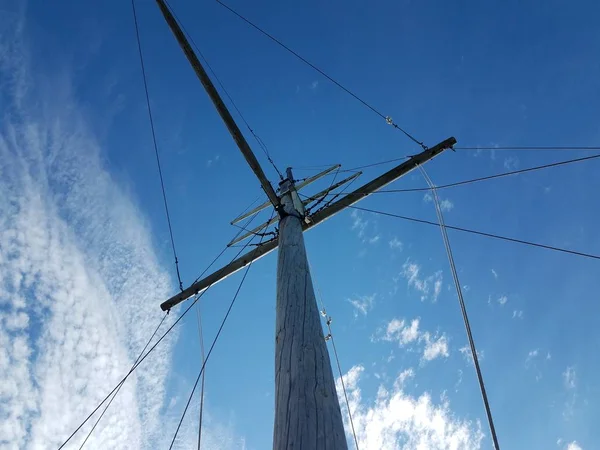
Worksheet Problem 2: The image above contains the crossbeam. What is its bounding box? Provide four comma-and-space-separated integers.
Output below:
155, 0, 280, 209
229, 171, 362, 246
230, 164, 340, 225
161, 137, 456, 310
302, 171, 362, 207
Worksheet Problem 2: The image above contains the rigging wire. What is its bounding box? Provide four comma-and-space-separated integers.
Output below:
418, 166, 500, 450
195, 301, 206, 450
167, 210, 275, 449
374, 154, 600, 193
305, 166, 341, 213
344, 150, 599, 181
76, 313, 169, 450
214, 0, 427, 150
231, 218, 277, 243
340, 156, 407, 173
455, 146, 600, 151
132, 0, 184, 291
309, 259, 360, 450
312, 153, 600, 198
348, 205, 600, 261
58, 233, 259, 450
163, 0, 284, 180
310, 146, 600, 180
191, 208, 262, 286
304, 172, 360, 216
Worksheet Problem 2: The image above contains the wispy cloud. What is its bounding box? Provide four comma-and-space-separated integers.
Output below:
347, 294, 375, 317
458, 345, 484, 366
503, 156, 520, 170
335, 365, 484, 449
512, 310, 523, 319
0, 12, 241, 449
566, 441, 583, 450
368, 234, 380, 244
310, 80, 319, 90
525, 348, 551, 381
375, 318, 449, 363
563, 366, 577, 390
401, 260, 443, 302
350, 210, 368, 238
388, 237, 403, 250
206, 154, 220, 168
497, 295, 508, 306
423, 192, 454, 211
491, 268, 498, 279
422, 334, 449, 361
526, 349, 539, 363
350, 210, 381, 245
562, 366, 578, 419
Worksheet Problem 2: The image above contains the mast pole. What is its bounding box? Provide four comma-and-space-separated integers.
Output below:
274, 168, 348, 449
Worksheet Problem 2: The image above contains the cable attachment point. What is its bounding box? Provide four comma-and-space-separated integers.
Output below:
385, 116, 393, 125
324, 333, 332, 342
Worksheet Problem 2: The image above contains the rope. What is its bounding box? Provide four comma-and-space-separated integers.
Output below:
164, 0, 284, 180
348, 205, 600, 261
309, 259, 360, 450
167, 210, 275, 449
76, 313, 168, 449
418, 165, 500, 450
132, 0, 183, 291
215, 0, 426, 150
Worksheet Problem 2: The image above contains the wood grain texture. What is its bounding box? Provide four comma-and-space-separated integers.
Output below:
273, 193, 347, 450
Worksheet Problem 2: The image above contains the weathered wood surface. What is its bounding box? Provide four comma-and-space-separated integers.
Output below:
273, 193, 347, 450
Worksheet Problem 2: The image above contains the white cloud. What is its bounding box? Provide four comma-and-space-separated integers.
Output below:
526, 349, 539, 363
503, 156, 520, 170
310, 80, 319, 90
422, 334, 449, 362
459, 345, 484, 366
350, 210, 368, 238
512, 310, 523, 319
394, 368, 415, 389
566, 441, 583, 450
439, 199, 454, 211
401, 260, 443, 302
563, 367, 576, 390
206, 154, 221, 168
423, 192, 454, 211
369, 234, 381, 244
336, 365, 484, 449
388, 237, 403, 250
347, 294, 375, 317
491, 269, 498, 279
497, 295, 508, 306
0, 12, 242, 449
377, 318, 449, 363
401, 319, 420, 344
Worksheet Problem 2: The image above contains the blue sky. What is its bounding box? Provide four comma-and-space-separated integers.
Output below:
1, 0, 599, 448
